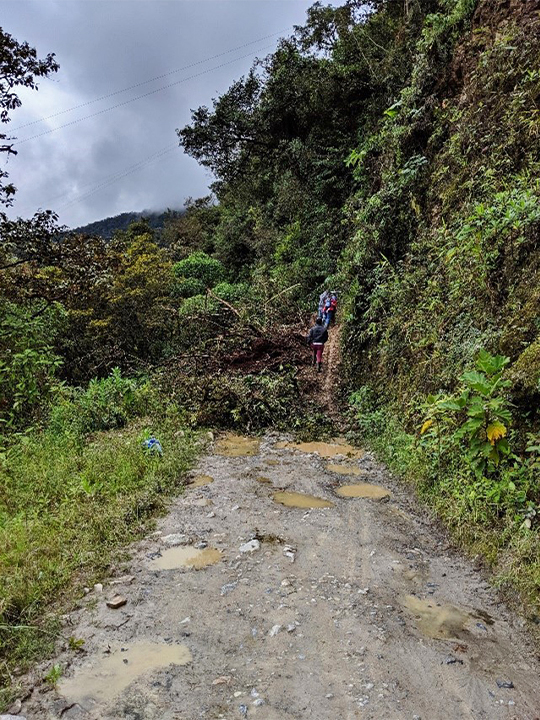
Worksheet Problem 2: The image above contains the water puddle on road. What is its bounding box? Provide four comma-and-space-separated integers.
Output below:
256, 476, 273, 484
275, 439, 364, 459
326, 463, 366, 476
265, 459, 280, 466
403, 595, 470, 639
335, 483, 391, 499
273, 491, 335, 509
216, 434, 260, 457
187, 474, 214, 488
59, 641, 192, 709
149, 546, 222, 570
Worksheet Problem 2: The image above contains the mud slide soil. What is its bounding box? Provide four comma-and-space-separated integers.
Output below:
19, 432, 540, 720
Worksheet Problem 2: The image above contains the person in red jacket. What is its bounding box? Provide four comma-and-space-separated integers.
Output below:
307, 317, 329, 372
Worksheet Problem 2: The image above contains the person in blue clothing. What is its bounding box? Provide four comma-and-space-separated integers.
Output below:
318, 289, 330, 320
323, 292, 337, 327
307, 317, 329, 373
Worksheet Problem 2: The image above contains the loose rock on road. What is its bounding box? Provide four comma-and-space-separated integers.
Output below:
19, 433, 540, 719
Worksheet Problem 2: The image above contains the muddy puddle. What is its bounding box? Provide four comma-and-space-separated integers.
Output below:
335, 483, 391, 499
276, 439, 364, 459
149, 546, 222, 570
326, 463, 366, 476
265, 459, 279, 466
403, 596, 471, 639
215, 434, 260, 457
256, 476, 273, 484
273, 491, 335, 509
59, 641, 192, 709
187, 474, 214, 488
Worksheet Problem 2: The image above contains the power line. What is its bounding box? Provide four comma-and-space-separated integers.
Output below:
11, 29, 288, 133
55, 144, 179, 213
16, 43, 276, 146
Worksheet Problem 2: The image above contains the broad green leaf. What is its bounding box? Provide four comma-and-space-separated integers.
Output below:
476, 350, 510, 375
462, 371, 491, 395
437, 399, 464, 411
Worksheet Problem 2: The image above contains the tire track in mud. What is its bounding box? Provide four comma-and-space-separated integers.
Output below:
18, 434, 540, 720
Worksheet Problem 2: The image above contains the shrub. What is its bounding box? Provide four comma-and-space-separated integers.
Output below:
49, 368, 152, 436
172, 251, 225, 288
172, 276, 206, 299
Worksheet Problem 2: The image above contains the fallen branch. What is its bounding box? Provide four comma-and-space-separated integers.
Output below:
206, 288, 264, 335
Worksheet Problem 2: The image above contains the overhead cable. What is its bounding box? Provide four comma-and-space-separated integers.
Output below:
11, 29, 288, 133
16, 43, 276, 146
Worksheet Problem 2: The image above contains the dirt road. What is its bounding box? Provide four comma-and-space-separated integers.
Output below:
20, 433, 540, 720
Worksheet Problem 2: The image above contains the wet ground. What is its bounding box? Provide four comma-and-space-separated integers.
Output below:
20, 433, 540, 720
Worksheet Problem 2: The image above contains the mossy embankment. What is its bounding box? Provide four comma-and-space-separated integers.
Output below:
338, 0, 540, 625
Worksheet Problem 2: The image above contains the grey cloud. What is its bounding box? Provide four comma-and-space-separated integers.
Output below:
2, 0, 326, 228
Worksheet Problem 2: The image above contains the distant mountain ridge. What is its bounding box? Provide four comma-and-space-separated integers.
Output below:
73, 209, 183, 239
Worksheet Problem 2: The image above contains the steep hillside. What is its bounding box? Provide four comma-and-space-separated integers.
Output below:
176, 0, 540, 618
339, 0, 540, 614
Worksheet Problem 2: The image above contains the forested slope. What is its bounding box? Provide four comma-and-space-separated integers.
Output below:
177, 0, 540, 618
2, 0, 540, 704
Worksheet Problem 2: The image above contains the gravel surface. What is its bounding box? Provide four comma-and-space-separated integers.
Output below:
19, 433, 540, 720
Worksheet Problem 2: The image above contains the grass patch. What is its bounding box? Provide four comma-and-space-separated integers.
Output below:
348, 395, 540, 639
0, 410, 200, 708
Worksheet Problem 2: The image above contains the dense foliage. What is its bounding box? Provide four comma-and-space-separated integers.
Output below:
177, 0, 540, 615
2, 0, 540, 702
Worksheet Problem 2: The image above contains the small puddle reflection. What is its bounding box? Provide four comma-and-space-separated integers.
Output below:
187, 474, 214, 488
273, 491, 335, 509
276, 439, 364, 459
256, 476, 273, 484
326, 463, 366, 476
403, 595, 470, 639
335, 483, 391, 499
59, 641, 192, 709
149, 546, 222, 570
265, 459, 279, 466
216, 434, 260, 457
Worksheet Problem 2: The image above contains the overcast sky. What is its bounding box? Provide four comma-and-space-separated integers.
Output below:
2, 0, 328, 229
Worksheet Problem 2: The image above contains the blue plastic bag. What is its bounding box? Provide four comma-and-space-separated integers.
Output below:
142, 437, 163, 456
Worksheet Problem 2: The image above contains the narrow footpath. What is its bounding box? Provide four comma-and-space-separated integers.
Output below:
19, 432, 540, 720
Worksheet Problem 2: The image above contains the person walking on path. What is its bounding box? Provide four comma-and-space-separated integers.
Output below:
318, 289, 330, 320
324, 292, 337, 328
307, 317, 329, 373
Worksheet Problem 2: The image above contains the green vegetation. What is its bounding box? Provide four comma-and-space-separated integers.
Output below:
0, 373, 199, 705
2, 0, 540, 703
175, 0, 540, 621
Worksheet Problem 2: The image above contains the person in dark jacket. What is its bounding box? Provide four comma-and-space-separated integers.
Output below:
307, 317, 329, 372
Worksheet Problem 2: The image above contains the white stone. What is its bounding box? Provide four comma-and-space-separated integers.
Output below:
162, 533, 189, 546
239, 540, 260, 553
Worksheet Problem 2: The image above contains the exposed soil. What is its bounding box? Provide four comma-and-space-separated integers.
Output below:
18, 434, 540, 720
